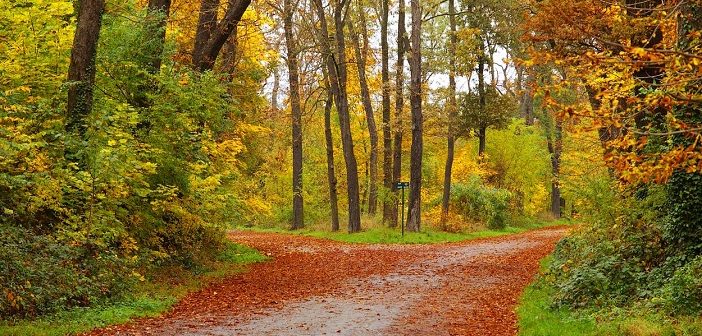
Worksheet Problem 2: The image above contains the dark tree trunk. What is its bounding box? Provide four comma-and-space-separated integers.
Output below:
440, 0, 457, 226
348, 12, 378, 216
546, 121, 562, 218
477, 55, 487, 157
521, 71, 535, 126
324, 75, 341, 232
313, 0, 362, 232
193, 0, 220, 65
220, 27, 240, 80
192, 0, 251, 72
284, 0, 304, 230
406, 0, 422, 232
66, 0, 106, 157
334, 0, 362, 233
391, 0, 406, 228
313, 0, 340, 232
380, 0, 393, 224
145, 0, 172, 74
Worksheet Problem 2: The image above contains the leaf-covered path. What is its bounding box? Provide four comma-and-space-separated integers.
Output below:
87, 227, 566, 336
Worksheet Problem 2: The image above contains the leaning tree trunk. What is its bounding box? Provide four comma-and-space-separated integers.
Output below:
66, 0, 106, 163
192, 0, 251, 72
440, 0, 458, 226
380, 0, 393, 224
348, 12, 378, 216
406, 0, 423, 232
391, 0, 407, 228
283, 0, 304, 230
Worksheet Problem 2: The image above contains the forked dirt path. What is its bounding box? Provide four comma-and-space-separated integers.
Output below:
87, 227, 566, 336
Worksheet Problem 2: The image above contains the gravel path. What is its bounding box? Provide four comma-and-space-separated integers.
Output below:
87, 227, 566, 336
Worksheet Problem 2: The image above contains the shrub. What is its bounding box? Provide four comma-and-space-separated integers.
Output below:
0, 225, 136, 318
662, 256, 702, 315
451, 176, 511, 230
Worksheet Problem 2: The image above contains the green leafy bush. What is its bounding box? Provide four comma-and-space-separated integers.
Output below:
663, 256, 702, 315
0, 225, 136, 318
451, 176, 511, 229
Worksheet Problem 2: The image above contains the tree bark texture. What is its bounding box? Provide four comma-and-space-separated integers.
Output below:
348, 11, 378, 216
546, 121, 562, 218
406, 0, 423, 232
391, 0, 406, 228
380, 0, 393, 224
284, 0, 304, 230
312, 0, 362, 232
66, 0, 106, 149
145, 0, 172, 74
477, 55, 487, 157
440, 0, 457, 226
192, 0, 251, 72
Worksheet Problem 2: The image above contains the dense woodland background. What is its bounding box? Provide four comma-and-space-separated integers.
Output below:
1, 0, 701, 330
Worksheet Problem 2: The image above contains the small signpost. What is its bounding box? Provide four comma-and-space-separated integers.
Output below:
395, 181, 410, 237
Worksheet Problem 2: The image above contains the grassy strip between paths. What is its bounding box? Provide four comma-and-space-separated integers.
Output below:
0, 243, 269, 336
517, 258, 702, 336
236, 218, 570, 245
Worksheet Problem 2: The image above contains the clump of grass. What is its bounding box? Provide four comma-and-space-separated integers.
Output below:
0, 243, 267, 336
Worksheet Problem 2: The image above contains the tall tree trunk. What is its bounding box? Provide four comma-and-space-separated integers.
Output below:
313, 0, 362, 232
312, 0, 342, 232
323, 75, 341, 232
145, 0, 172, 74
380, 0, 393, 224
477, 54, 487, 157
546, 121, 562, 218
66, 0, 106, 161
440, 0, 457, 226
406, 0, 422, 232
521, 71, 535, 126
192, 0, 251, 72
271, 67, 280, 111
284, 0, 304, 230
135, 0, 171, 130
348, 10, 378, 216
391, 0, 406, 228
334, 0, 362, 233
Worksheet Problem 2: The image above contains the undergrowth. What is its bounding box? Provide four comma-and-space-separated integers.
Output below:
0, 242, 268, 336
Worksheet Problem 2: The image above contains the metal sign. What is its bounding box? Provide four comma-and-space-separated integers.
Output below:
396, 181, 409, 237
395, 181, 410, 189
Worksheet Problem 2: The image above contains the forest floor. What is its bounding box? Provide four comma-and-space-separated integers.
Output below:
85, 227, 566, 336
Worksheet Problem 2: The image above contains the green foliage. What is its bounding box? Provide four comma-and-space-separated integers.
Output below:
450, 175, 511, 229
546, 186, 668, 309
518, 259, 702, 336
483, 120, 551, 216
0, 225, 136, 318
543, 179, 702, 317
458, 87, 515, 132
662, 256, 702, 315
0, 2, 263, 319
0, 242, 266, 336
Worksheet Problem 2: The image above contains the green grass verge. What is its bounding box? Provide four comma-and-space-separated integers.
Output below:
237, 218, 570, 245
517, 258, 702, 336
0, 242, 268, 336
